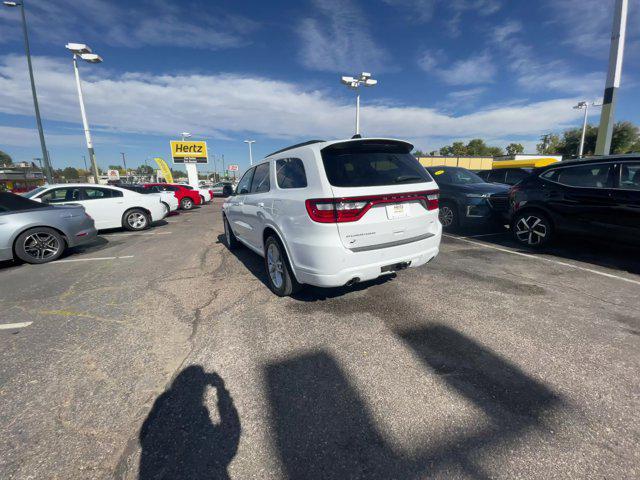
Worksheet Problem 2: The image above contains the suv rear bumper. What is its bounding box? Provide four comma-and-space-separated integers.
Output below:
292, 231, 441, 288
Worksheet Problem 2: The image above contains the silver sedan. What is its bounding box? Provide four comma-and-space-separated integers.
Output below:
0, 191, 97, 264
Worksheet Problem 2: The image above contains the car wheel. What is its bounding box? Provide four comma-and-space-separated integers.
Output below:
223, 215, 240, 250
512, 211, 553, 247
14, 227, 66, 264
439, 201, 459, 230
180, 197, 194, 210
161, 202, 170, 215
200, 195, 206, 204
123, 208, 150, 231
264, 235, 301, 297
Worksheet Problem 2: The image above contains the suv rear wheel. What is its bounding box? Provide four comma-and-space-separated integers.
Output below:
264, 235, 301, 297
512, 211, 553, 247
223, 216, 240, 250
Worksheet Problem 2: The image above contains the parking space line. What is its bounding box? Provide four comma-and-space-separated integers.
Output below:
101, 232, 171, 237
443, 234, 640, 287
54, 255, 135, 264
461, 232, 509, 239
0, 321, 32, 330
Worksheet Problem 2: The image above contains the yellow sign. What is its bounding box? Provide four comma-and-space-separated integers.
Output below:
434, 170, 445, 175
170, 140, 208, 164
153, 157, 174, 183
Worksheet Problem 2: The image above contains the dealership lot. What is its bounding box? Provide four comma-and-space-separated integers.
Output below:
1, 199, 638, 479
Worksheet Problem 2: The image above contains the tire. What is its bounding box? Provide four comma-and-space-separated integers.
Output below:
123, 208, 150, 231
264, 235, 302, 297
200, 195, 206, 204
439, 201, 459, 231
14, 227, 66, 264
180, 197, 194, 210
161, 202, 170, 215
512, 210, 553, 248
223, 215, 240, 250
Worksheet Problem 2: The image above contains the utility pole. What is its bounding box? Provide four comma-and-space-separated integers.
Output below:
3, 1, 53, 183
82, 155, 87, 171
222, 154, 225, 180
595, 0, 628, 156
244, 140, 255, 166
573, 101, 602, 158
120, 152, 127, 182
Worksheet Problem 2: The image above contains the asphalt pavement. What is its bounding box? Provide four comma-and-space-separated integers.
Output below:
1, 199, 638, 479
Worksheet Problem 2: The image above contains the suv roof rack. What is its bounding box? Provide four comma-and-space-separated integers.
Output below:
266, 140, 325, 158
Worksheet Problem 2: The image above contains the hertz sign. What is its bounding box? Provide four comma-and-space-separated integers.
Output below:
170, 140, 208, 164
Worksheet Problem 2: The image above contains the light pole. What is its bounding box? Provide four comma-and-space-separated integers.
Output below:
120, 152, 128, 182
4, 1, 53, 183
595, 0, 628, 155
573, 101, 602, 158
181, 132, 191, 141
65, 43, 102, 183
82, 155, 87, 171
340, 72, 377, 136
244, 140, 255, 166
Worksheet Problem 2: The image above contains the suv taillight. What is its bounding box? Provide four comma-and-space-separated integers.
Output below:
306, 190, 439, 223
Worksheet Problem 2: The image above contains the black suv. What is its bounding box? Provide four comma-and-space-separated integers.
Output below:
509, 156, 640, 247
477, 168, 532, 186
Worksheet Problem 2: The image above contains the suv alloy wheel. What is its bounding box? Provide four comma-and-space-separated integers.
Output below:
512, 211, 553, 247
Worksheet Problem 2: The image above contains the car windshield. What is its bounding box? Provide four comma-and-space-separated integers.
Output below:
321, 141, 432, 187
428, 167, 485, 185
20, 186, 47, 198
0, 191, 49, 212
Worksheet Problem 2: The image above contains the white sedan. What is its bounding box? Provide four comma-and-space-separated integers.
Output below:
182, 185, 213, 203
23, 184, 167, 231
119, 185, 179, 214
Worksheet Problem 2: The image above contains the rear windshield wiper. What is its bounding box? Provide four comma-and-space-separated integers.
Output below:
394, 175, 424, 183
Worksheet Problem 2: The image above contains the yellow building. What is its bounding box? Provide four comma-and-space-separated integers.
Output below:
418, 156, 494, 170
418, 154, 562, 171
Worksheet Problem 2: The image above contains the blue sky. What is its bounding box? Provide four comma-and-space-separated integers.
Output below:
0, 0, 639, 173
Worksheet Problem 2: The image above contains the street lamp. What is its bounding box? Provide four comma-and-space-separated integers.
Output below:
65, 42, 102, 184
181, 132, 192, 141
244, 140, 255, 166
340, 72, 377, 136
4, 0, 53, 183
573, 101, 602, 158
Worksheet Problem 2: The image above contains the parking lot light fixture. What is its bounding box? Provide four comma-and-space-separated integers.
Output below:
181, 132, 192, 141
66, 42, 102, 184
5, 0, 54, 183
340, 72, 377, 136
244, 140, 255, 166
573, 101, 602, 158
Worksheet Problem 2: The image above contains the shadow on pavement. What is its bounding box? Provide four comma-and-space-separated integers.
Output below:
265, 325, 564, 479
138, 365, 240, 480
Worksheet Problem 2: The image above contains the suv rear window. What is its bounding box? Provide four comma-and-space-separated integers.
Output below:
321, 141, 432, 187
0, 191, 48, 212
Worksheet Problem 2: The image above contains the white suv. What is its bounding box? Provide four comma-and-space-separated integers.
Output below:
222, 138, 442, 296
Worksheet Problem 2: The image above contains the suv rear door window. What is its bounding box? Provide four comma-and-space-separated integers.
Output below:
619, 162, 640, 190
321, 142, 432, 187
276, 158, 307, 188
545, 164, 614, 188
251, 163, 270, 193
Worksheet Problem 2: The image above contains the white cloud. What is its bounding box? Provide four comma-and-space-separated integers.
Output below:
491, 21, 604, 95
418, 50, 496, 85
0, 0, 258, 50
381, 0, 439, 23
0, 55, 585, 148
297, 0, 391, 72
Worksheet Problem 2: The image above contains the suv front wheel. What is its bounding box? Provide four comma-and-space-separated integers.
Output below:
512, 210, 553, 247
264, 235, 301, 297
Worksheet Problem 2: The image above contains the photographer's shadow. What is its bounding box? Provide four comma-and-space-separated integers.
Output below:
138, 366, 240, 480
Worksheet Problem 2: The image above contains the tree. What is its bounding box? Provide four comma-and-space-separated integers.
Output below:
136, 164, 154, 175
0, 150, 13, 166
536, 134, 562, 155
610, 121, 639, 154
439, 139, 503, 156
61, 167, 79, 179
506, 143, 524, 155
412, 149, 426, 157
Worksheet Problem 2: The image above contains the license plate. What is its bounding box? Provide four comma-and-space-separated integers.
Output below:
386, 203, 408, 219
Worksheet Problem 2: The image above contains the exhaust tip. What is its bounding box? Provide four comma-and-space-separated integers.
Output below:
345, 277, 360, 287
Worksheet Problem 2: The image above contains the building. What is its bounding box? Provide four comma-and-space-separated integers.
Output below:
418, 154, 561, 171
0, 162, 45, 192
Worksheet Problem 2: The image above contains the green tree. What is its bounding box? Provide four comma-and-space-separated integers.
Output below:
0, 150, 13, 166
551, 121, 639, 158
412, 149, 426, 157
136, 164, 154, 175
610, 121, 639, 154
61, 167, 79, 179
536, 133, 562, 155
506, 143, 524, 155
439, 139, 503, 157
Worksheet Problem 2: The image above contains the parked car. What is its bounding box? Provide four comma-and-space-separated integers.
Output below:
181, 184, 213, 204
425, 166, 510, 230
211, 181, 234, 197
223, 138, 441, 296
22, 184, 166, 231
509, 156, 640, 247
0, 191, 97, 264
477, 168, 533, 186
141, 183, 201, 210
118, 184, 179, 214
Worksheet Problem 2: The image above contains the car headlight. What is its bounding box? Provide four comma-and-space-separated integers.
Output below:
465, 193, 490, 198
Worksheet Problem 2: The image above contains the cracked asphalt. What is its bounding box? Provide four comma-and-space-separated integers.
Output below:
1, 198, 638, 479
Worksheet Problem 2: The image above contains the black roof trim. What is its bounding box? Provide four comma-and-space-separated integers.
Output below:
537, 154, 640, 170
266, 140, 325, 158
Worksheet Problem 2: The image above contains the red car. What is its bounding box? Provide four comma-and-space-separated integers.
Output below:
142, 183, 202, 210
